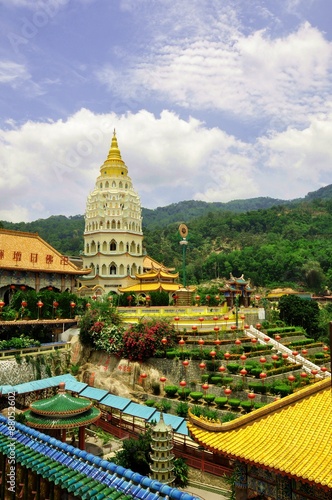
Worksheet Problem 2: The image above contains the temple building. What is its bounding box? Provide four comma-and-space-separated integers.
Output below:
219, 273, 254, 308
187, 378, 331, 500
0, 229, 89, 303
79, 131, 145, 296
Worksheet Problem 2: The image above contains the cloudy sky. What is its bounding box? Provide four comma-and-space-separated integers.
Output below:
0, 0, 331, 222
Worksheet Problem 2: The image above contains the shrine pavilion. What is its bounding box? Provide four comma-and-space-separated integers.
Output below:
187, 378, 331, 500
23, 382, 101, 450
219, 273, 254, 308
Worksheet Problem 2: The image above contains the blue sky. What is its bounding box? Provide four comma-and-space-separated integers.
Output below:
0, 0, 332, 222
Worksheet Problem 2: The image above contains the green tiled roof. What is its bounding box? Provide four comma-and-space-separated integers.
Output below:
30, 392, 92, 416
24, 406, 101, 429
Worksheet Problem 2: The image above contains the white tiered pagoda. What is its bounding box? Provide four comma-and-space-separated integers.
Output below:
149, 414, 175, 485
79, 131, 145, 295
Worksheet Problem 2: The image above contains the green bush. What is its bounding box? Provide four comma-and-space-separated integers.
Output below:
201, 374, 209, 382
145, 399, 156, 407
164, 385, 178, 397
176, 402, 189, 418
203, 394, 216, 404
189, 392, 204, 402
210, 376, 223, 385
221, 412, 237, 422
166, 350, 177, 359
158, 399, 172, 413
178, 388, 191, 400
254, 402, 268, 409
227, 363, 240, 374
240, 401, 253, 412
228, 399, 241, 409
272, 384, 292, 397
314, 352, 325, 359
214, 397, 228, 408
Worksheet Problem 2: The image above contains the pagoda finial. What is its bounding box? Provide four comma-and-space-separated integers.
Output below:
106, 129, 122, 161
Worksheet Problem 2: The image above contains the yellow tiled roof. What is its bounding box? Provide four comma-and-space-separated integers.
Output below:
0, 229, 89, 275
187, 379, 332, 489
119, 283, 182, 293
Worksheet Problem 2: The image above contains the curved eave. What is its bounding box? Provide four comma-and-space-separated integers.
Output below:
24, 407, 101, 430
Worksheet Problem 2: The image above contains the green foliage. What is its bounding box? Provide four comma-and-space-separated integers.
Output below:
228, 399, 241, 409
214, 396, 228, 408
145, 399, 156, 407
189, 392, 203, 402
112, 429, 152, 476
240, 400, 253, 412
278, 295, 321, 340
227, 362, 240, 374
157, 399, 172, 413
203, 394, 215, 404
0, 335, 40, 351
164, 385, 179, 398
173, 457, 189, 488
175, 402, 189, 417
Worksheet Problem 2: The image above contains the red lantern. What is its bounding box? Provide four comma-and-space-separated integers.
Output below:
248, 392, 256, 400
47, 286, 53, 291
256, 323, 261, 329
288, 374, 295, 383
210, 350, 216, 359
20, 285, 26, 291
224, 315, 229, 321
251, 337, 258, 344
301, 349, 308, 356
37, 300, 43, 308
271, 354, 279, 362
259, 356, 267, 364
282, 353, 288, 360
224, 352, 231, 361
311, 369, 318, 377
300, 372, 307, 379
230, 325, 237, 331
292, 350, 299, 357
202, 383, 209, 392
199, 362, 206, 370
275, 335, 281, 341
141, 372, 147, 379
322, 345, 329, 352
244, 324, 250, 329
218, 365, 226, 373
321, 366, 328, 375
21, 301, 27, 308
178, 337, 185, 348
213, 316, 219, 322
198, 317, 204, 327
192, 325, 198, 333
214, 338, 221, 347
0, 301, 5, 309
179, 380, 187, 388
224, 387, 232, 397
198, 338, 205, 347
160, 376, 167, 383
214, 325, 220, 334
182, 359, 189, 368
161, 337, 167, 346
264, 336, 270, 342
240, 354, 247, 364
259, 372, 267, 380
240, 314, 245, 320
235, 338, 242, 346
240, 368, 247, 377
85, 302, 91, 309
10, 285, 16, 290
195, 295, 200, 303
70, 301, 76, 308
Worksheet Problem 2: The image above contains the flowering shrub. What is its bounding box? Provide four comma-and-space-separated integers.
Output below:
118, 319, 178, 361
91, 323, 124, 354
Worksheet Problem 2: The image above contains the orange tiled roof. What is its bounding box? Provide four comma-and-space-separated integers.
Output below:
187, 379, 332, 489
0, 229, 90, 275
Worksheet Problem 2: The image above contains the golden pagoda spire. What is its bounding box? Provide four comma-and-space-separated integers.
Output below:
100, 129, 128, 177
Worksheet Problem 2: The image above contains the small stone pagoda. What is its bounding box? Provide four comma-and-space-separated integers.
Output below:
219, 273, 254, 308
23, 382, 101, 449
149, 414, 175, 485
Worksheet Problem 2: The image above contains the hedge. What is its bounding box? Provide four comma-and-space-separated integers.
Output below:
189, 392, 204, 402
214, 397, 228, 408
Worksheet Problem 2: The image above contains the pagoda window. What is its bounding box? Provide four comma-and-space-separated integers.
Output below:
102, 241, 107, 252
126, 243, 129, 252
86, 244, 90, 254
137, 244, 140, 253
101, 264, 107, 275
119, 241, 124, 252
106, 220, 110, 229
97, 242, 100, 252
132, 263, 137, 274
91, 241, 96, 253
111, 219, 116, 229
100, 182, 103, 188
127, 265, 130, 275
99, 221, 103, 229
105, 181, 109, 188
117, 221, 121, 229
138, 266, 142, 273
119, 181, 123, 188
110, 240, 117, 251
130, 241, 136, 253
110, 263, 116, 275
112, 181, 116, 188
90, 263, 95, 275
119, 264, 124, 275
125, 183, 128, 189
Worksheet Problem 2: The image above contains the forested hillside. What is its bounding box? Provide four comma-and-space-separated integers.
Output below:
2, 189, 332, 292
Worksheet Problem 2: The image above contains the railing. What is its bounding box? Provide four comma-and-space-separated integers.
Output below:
0, 342, 70, 359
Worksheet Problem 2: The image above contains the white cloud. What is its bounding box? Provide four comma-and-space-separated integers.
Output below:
0, 60, 30, 85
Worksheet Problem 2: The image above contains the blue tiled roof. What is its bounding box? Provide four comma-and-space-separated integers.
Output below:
0, 415, 200, 500
124, 402, 157, 420
79, 386, 109, 401
0, 373, 77, 395
148, 412, 187, 434
100, 393, 131, 411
